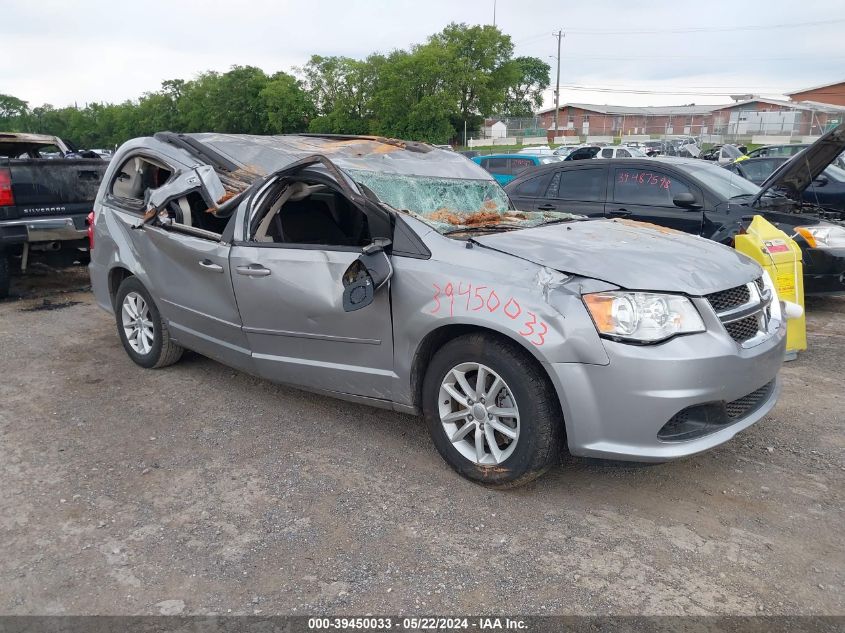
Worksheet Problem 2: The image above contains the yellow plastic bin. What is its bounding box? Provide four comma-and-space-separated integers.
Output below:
734, 215, 806, 360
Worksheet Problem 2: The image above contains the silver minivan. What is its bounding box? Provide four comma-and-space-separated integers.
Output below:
89, 133, 787, 487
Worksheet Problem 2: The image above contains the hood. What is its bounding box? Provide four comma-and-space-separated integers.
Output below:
473, 219, 761, 295
752, 121, 845, 206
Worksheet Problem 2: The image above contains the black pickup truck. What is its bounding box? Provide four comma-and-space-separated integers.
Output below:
0, 133, 109, 297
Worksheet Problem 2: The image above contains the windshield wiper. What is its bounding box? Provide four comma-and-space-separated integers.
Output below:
443, 223, 521, 235
537, 215, 586, 226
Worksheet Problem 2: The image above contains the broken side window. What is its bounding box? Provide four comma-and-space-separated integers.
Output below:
251, 178, 374, 248
111, 156, 173, 208
161, 192, 230, 235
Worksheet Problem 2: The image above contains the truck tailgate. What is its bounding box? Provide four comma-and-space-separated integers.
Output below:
2, 158, 107, 220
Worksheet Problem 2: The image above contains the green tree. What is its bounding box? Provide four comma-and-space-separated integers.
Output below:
301, 55, 351, 115
179, 66, 271, 133
261, 71, 313, 133
426, 23, 516, 120
368, 47, 458, 143
3, 23, 550, 146
134, 91, 180, 136
503, 56, 551, 116
0, 93, 30, 127
302, 55, 377, 134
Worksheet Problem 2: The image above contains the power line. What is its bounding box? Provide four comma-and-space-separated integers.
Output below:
513, 17, 845, 42
544, 82, 793, 90
569, 18, 843, 36
539, 54, 845, 61
513, 32, 553, 45
546, 85, 790, 96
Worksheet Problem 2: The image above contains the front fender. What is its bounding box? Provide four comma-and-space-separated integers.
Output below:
389, 251, 611, 406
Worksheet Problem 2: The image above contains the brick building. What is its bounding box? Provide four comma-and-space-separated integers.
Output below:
536, 97, 845, 141
711, 99, 845, 137
787, 80, 845, 107
537, 103, 718, 137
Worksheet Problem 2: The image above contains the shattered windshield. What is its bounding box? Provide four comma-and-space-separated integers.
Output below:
346, 169, 582, 234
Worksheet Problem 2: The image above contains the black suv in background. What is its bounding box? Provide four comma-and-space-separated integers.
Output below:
504, 129, 845, 296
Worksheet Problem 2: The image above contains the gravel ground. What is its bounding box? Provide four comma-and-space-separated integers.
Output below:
0, 267, 842, 616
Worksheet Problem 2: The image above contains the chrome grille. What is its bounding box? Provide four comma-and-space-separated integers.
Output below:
725, 315, 762, 342
705, 285, 750, 312
705, 278, 770, 345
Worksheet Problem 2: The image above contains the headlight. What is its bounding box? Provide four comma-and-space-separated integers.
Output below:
795, 224, 845, 249
583, 291, 705, 343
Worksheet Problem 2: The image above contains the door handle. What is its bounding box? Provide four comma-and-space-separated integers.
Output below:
537, 204, 557, 211
607, 208, 631, 217
236, 264, 271, 277
198, 259, 224, 273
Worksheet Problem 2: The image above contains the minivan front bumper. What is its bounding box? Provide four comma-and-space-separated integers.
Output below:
546, 316, 786, 462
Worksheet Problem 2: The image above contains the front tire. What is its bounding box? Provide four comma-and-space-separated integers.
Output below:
114, 276, 183, 369
422, 334, 563, 488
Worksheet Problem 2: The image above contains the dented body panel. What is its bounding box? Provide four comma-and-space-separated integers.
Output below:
90, 133, 786, 462
474, 218, 761, 295
229, 243, 397, 398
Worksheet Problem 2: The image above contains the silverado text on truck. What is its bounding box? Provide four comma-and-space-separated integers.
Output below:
0, 132, 108, 297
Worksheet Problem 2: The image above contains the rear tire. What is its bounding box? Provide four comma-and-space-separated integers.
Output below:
422, 333, 563, 488
114, 276, 183, 369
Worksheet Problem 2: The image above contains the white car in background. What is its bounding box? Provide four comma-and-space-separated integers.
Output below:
596, 146, 647, 159
517, 146, 556, 156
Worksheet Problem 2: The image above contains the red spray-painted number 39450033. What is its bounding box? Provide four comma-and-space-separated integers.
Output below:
430, 282, 549, 346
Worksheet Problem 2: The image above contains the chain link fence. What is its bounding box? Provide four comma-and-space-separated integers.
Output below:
471, 106, 843, 148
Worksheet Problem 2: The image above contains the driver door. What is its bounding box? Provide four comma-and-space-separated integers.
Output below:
229, 160, 396, 400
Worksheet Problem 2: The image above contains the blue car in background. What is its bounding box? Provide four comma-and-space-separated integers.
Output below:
471, 154, 562, 185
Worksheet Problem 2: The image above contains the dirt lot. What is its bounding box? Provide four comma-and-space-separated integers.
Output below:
0, 267, 842, 616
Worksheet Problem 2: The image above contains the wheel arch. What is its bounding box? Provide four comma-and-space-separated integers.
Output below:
409, 322, 561, 422
108, 265, 134, 305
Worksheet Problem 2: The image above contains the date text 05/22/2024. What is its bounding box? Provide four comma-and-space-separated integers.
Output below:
307, 616, 528, 630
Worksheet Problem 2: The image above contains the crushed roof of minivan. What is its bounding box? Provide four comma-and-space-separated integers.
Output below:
160, 133, 584, 233
188, 133, 484, 179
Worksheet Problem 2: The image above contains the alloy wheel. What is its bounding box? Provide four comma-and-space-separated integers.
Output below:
121, 291, 155, 355
438, 362, 520, 465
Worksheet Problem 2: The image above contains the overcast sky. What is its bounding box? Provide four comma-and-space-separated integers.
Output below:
2, 0, 844, 110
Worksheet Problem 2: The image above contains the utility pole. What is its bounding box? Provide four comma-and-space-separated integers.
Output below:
493, 0, 496, 27
553, 30, 562, 140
